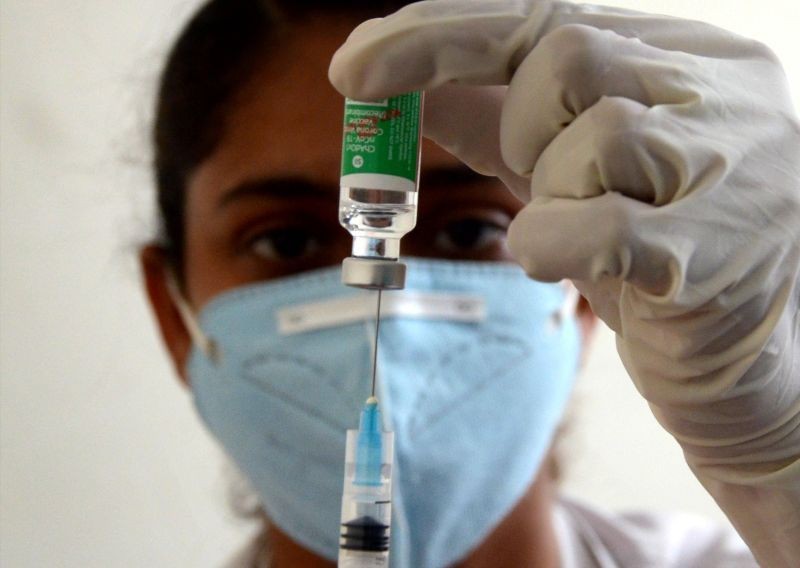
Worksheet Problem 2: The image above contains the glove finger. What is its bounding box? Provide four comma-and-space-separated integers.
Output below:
501, 24, 700, 179
423, 84, 530, 201
329, 0, 543, 99
572, 278, 623, 334
329, 0, 756, 101
529, 96, 701, 205
507, 194, 674, 295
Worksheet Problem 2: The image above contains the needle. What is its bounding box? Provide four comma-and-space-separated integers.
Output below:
370, 289, 383, 398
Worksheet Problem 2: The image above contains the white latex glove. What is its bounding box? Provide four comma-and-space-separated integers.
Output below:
329, 1, 800, 565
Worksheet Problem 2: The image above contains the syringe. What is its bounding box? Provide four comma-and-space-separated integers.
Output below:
338, 396, 394, 568
339, 284, 392, 567
337, 92, 422, 566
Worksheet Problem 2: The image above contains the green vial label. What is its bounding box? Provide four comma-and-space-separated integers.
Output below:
340, 92, 421, 191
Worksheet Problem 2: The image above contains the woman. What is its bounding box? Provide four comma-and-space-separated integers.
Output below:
141, 0, 800, 566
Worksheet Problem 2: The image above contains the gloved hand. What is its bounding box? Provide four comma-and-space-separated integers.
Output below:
329, 1, 800, 565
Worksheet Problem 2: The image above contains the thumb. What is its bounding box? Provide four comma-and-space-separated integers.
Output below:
507, 193, 676, 296
424, 84, 530, 201
328, 0, 554, 100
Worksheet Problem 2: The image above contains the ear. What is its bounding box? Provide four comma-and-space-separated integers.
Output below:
140, 245, 191, 387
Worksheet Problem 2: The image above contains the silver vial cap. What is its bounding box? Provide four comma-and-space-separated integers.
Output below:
341, 257, 406, 290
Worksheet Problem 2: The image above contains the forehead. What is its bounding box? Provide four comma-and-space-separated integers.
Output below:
188, 17, 461, 206
190, 19, 345, 193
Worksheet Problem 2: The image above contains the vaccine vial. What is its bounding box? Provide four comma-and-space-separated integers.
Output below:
339, 92, 422, 289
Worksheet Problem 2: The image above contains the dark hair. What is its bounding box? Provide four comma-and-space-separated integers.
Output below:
153, 0, 418, 272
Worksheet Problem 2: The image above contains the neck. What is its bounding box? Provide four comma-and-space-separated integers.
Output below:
454, 471, 560, 568
267, 467, 559, 568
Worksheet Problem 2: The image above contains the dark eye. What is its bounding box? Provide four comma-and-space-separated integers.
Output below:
434, 217, 507, 253
250, 227, 321, 261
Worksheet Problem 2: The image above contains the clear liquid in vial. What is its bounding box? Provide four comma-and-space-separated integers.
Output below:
339, 187, 418, 259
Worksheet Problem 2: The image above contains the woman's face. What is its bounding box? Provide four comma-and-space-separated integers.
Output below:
181, 19, 523, 312
142, 18, 591, 380
139, 18, 595, 563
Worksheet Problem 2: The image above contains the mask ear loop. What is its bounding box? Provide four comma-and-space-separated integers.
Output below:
165, 270, 221, 365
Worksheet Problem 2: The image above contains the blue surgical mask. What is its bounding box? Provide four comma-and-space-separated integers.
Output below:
173, 258, 581, 568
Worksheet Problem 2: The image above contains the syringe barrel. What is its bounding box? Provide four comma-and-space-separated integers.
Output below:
339, 428, 394, 567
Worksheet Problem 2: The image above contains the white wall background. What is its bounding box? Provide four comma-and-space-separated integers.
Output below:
1, 1, 798, 566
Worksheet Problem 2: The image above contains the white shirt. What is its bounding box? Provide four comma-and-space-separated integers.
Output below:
554, 497, 756, 567
225, 496, 756, 567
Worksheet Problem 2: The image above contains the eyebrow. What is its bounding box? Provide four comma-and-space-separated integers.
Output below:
217, 177, 334, 210
216, 165, 491, 210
